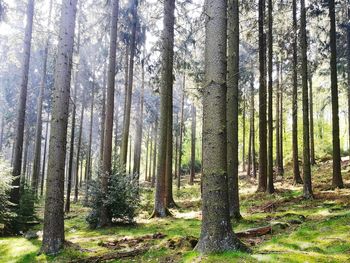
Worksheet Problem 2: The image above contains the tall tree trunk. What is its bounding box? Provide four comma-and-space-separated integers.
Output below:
31, 0, 53, 195
10, 0, 34, 205
227, 0, 241, 218
177, 76, 185, 189
300, 0, 313, 199
133, 60, 145, 176
348, 3, 350, 158
279, 63, 284, 174
41, 0, 77, 254
152, 0, 175, 217
190, 104, 196, 185
40, 114, 49, 197
174, 114, 179, 180
74, 92, 85, 203
247, 79, 255, 178
100, 67, 106, 169
84, 81, 95, 204
242, 95, 246, 172
292, 0, 302, 184
121, 1, 138, 166
257, 0, 267, 192
128, 135, 132, 174
22, 128, 30, 184
196, 0, 246, 253
122, 45, 129, 129
145, 129, 150, 182
151, 119, 158, 188
267, 0, 274, 194
276, 60, 281, 173
329, 0, 344, 188
309, 74, 316, 165
99, 0, 119, 227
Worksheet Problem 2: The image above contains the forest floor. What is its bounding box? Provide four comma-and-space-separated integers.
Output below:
1, 160, 350, 262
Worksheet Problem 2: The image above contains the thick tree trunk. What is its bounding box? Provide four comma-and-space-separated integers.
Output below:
292, 0, 302, 184
227, 0, 241, 219
190, 104, 196, 185
11, 0, 34, 205
152, 0, 175, 217
99, 0, 119, 227
41, 0, 77, 254
196, 0, 247, 254
300, 0, 313, 199
31, 0, 52, 195
267, 0, 274, 194
329, 0, 344, 189
121, 1, 138, 166
257, 0, 267, 192
133, 60, 145, 177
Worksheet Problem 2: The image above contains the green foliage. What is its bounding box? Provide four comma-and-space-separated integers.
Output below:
181, 159, 201, 174
0, 160, 15, 234
86, 166, 140, 228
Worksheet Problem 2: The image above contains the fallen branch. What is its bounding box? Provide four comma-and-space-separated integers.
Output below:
236, 225, 272, 238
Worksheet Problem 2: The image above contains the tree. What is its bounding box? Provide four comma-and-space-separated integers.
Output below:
152, 0, 175, 217
329, 0, 344, 189
41, 0, 78, 254
267, 0, 274, 194
227, 0, 242, 218
31, 0, 53, 195
247, 77, 256, 178
300, 0, 313, 199
10, 0, 34, 205
100, 0, 119, 227
348, 2, 350, 159
190, 103, 196, 185
292, 0, 302, 184
257, 0, 267, 192
177, 76, 185, 189
120, 0, 138, 166
196, 0, 247, 254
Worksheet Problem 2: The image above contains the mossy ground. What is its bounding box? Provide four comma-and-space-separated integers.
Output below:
1, 161, 350, 262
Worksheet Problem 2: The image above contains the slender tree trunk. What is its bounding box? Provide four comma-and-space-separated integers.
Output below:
267, 0, 274, 194
31, 0, 52, 195
99, 0, 119, 227
128, 135, 132, 174
152, 0, 175, 217
257, 0, 267, 192
148, 126, 153, 182
145, 129, 150, 182
174, 114, 179, 180
190, 104, 196, 185
309, 74, 316, 165
99, 67, 106, 169
151, 119, 158, 188
41, 0, 77, 254
133, 60, 145, 176
329, 0, 344, 188
122, 46, 129, 129
40, 115, 49, 197
276, 60, 281, 173
10, 0, 34, 205
196, 0, 247, 253
242, 95, 246, 172
84, 81, 95, 204
348, 3, 350, 158
300, 0, 313, 199
121, 1, 138, 166
292, 0, 302, 184
177, 76, 185, 189
279, 64, 284, 174
22, 128, 30, 184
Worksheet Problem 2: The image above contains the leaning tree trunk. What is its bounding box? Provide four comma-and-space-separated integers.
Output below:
152, 0, 175, 217
300, 0, 313, 199
41, 0, 77, 254
11, 0, 34, 205
120, 1, 138, 166
267, 0, 274, 194
190, 104, 196, 185
227, 0, 241, 219
329, 0, 344, 189
99, 0, 119, 227
196, 0, 247, 253
292, 0, 302, 184
31, 0, 53, 195
257, 0, 267, 192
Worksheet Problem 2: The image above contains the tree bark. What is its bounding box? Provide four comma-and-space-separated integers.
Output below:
227, 0, 242, 218
177, 76, 185, 189
99, 0, 119, 227
11, 0, 34, 205
300, 0, 313, 199
100, 66, 106, 170
121, 1, 138, 166
190, 104, 196, 185
151, 119, 158, 188
309, 74, 316, 165
41, 0, 78, 254
329, 0, 344, 188
348, 3, 350, 159
257, 0, 267, 192
40, 114, 49, 197
196, 0, 247, 254
152, 0, 175, 217
242, 95, 246, 172
267, 0, 274, 194
292, 0, 302, 184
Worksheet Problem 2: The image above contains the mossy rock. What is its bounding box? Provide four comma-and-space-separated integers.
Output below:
165, 236, 198, 251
